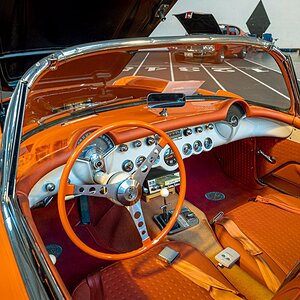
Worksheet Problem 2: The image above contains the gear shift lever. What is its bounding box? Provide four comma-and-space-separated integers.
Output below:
160, 188, 170, 222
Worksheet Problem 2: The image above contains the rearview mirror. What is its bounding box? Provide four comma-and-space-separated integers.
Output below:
147, 93, 186, 109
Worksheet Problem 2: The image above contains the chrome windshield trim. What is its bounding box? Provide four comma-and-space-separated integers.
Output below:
21, 35, 276, 88
0, 81, 65, 299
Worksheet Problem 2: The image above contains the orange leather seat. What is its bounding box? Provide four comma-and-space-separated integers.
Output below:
215, 195, 300, 288
72, 241, 237, 300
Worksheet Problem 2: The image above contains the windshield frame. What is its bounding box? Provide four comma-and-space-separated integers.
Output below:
17, 35, 299, 132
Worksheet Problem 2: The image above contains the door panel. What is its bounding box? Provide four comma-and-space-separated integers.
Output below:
256, 133, 300, 197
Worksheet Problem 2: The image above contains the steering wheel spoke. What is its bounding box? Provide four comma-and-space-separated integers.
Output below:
126, 200, 150, 242
132, 143, 163, 184
73, 183, 118, 199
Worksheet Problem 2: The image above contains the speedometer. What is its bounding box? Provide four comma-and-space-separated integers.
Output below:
78, 132, 115, 159
80, 144, 102, 160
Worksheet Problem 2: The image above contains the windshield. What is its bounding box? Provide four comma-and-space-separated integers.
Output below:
23, 41, 291, 131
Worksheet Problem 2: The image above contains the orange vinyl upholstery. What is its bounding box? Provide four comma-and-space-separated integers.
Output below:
72, 242, 236, 300
215, 196, 300, 288
273, 274, 300, 300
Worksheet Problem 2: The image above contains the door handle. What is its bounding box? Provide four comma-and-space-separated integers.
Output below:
257, 149, 276, 164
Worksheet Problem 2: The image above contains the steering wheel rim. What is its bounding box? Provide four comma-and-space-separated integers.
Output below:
57, 120, 186, 260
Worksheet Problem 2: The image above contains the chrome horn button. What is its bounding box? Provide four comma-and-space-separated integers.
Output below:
117, 179, 142, 206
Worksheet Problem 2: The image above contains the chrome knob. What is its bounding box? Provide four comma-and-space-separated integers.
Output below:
45, 183, 55, 192
206, 123, 214, 130
195, 126, 203, 133
132, 140, 142, 148
122, 160, 134, 172
118, 144, 128, 152
183, 128, 192, 136
146, 137, 155, 146
90, 153, 103, 170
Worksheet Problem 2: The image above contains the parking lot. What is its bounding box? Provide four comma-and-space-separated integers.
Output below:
115, 50, 291, 109
2, 51, 298, 110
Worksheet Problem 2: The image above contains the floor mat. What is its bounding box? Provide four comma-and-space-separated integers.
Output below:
32, 195, 144, 292
32, 197, 115, 292
182, 152, 258, 219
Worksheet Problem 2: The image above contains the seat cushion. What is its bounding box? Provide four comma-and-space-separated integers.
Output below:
215, 198, 300, 287
72, 241, 235, 300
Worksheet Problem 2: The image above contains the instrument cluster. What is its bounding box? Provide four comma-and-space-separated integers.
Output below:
109, 123, 218, 174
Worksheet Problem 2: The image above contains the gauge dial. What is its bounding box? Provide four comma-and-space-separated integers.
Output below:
204, 137, 213, 150
78, 133, 114, 159
193, 140, 203, 153
164, 148, 177, 166
182, 143, 192, 156
80, 144, 102, 160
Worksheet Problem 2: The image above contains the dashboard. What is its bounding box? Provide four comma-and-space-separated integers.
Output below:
28, 114, 293, 207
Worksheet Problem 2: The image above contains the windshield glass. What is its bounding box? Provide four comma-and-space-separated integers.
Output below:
24, 42, 291, 130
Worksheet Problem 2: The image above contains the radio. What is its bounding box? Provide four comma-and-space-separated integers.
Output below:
143, 169, 180, 195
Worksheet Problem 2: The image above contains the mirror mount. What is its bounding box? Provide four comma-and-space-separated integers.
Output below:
147, 93, 186, 117
159, 108, 168, 117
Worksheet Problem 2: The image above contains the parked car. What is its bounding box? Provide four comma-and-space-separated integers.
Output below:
1, 2, 300, 300
219, 23, 249, 58
173, 12, 249, 62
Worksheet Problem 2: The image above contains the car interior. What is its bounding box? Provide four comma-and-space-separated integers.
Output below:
13, 46, 300, 300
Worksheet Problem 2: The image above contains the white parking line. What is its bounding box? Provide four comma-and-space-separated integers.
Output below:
169, 52, 175, 81
225, 61, 290, 100
244, 58, 280, 74
201, 64, 226, 91
133, 52, 149, 76
245, 58, 300, 82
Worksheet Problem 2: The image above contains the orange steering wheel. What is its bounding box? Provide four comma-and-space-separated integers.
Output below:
58, 120, 186, 260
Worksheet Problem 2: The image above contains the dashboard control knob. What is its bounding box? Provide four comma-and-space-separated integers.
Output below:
132, 140, 142, 148
45, 183, 55, 192
206, 123, 214, 130
183, 128, 192, 136
136, 156, 146, 167
118, 144, 128, 152
195, 126, 203, 133
122, 160, 134, 172
146, 137, 156, 146
90, 153, 103, 170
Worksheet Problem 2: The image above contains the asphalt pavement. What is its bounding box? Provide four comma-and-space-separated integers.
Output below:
116, 50, 291, 110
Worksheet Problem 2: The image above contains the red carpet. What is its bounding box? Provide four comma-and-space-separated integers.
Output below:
182, 152, 256, 219
32, 197, 115, 292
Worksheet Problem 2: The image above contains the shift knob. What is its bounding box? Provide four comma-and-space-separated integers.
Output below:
160, 188, 169, 198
